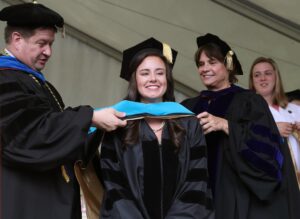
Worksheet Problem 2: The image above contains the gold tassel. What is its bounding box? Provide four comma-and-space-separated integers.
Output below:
162, 43, 173, 64
61, 165, 70, 183
225, 50, 234, 71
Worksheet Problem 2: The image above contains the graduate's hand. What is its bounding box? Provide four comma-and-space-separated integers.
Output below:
92, 108, 127, 132
276, 122, 293, 138
197, 112, 229, 135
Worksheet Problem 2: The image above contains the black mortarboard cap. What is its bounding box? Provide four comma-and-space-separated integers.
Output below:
120, 37, 178, 81
286, 89, 300, 101
196, 33, 243, 75
0, 2, 64, 28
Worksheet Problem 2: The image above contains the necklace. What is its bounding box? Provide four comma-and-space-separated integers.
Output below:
151, 121, 165, 133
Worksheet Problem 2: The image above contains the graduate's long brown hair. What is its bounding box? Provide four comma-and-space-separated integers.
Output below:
121, 50, 186, 150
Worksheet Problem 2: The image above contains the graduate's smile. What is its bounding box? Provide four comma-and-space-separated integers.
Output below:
145, 84, 161, 89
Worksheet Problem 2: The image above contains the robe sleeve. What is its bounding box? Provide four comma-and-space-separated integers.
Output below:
0, 70, 95, 171
166, 117, 214, 219
226, 91, 284, 201
100, 133, 145, 219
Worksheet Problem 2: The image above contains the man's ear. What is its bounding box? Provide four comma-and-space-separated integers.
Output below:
11, 31, 23, 51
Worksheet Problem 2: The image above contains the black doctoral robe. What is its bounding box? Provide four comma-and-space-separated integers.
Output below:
0, 67, 101, 219
100, 117, 214, 219
181, 85, 300, 219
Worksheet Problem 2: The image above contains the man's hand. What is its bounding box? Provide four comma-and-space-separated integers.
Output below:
197, 112, 229, 135
92, 108, 127, 132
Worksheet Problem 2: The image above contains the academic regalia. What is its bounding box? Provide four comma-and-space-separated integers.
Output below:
0, 55, 101, 219
101, 36, 213, 219
181, 84, 300, 219
100, 117, 214, 219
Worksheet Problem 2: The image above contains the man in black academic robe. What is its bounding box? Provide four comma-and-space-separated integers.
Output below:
0, 2, 126, 219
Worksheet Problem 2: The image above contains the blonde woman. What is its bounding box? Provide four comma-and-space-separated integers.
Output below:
249, 56, 300, 185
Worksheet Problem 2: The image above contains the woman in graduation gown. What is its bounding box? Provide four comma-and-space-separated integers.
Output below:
99, 38, 214, 219
181, 33, 300, 219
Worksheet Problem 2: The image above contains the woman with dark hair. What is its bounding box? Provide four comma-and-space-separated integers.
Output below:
249, 56, 300, 187
181, 33, 300, 219
99, 38, 213, 219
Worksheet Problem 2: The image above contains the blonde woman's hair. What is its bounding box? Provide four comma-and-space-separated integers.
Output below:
249, 57, 288, 108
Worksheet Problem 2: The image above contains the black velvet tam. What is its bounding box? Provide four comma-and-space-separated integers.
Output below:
0, 2, 64, 28
196, 33, 243, 75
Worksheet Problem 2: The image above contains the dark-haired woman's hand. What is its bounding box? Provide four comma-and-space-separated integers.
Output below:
197, 112, 229, 135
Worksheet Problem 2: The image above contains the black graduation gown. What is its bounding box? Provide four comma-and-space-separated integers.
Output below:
181, 85, 300, 219
0, 68, 100, 219
100, 117, 214, 219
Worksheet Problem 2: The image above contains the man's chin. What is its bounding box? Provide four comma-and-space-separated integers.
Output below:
35, 65, 46, 71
